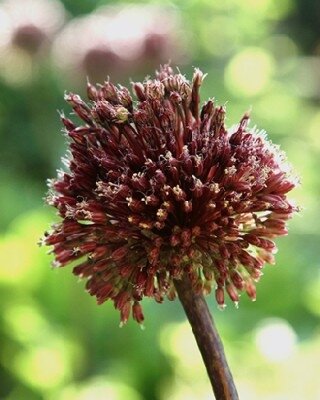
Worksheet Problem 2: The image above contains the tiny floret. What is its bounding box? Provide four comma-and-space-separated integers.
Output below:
42, 65, 298, 324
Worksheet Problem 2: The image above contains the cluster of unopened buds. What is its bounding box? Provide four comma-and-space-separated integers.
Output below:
42, 64, 298, 325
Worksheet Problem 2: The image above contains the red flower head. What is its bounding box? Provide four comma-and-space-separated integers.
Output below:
42, 65, 298, 325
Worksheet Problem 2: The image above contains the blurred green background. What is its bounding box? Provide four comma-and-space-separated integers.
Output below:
0, 0, 319, 399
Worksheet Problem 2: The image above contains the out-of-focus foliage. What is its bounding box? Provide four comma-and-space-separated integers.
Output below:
0, 0, 319, 399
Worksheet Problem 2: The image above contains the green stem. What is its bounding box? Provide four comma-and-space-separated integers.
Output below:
174, 275, 239, 400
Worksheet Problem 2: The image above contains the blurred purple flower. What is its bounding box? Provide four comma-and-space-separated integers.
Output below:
42, 65, 298, 325
0, 0, 65, 84
0, 0, 65, 54
51, 5, 187, 84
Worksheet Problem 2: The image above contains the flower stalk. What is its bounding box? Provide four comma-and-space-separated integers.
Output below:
175, 275, 239, 400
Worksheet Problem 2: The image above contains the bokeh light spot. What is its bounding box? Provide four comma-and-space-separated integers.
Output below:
13, 343, 71, 390
303, 270, 320, 316
0, 233, 40, 285
0, 48, 33, 85
225, 48, 275, 97
54, 377, 142, 400
3, 303, 48, 343
0, 209, 51, 287
308, 111, 320, 149
160, 322, 203, 369
200, 16, 239, 57
263, 34, 298, 61
238, 0, 293, 19
255, 318, 297, 362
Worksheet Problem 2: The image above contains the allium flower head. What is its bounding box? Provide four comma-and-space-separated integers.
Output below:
43, 65, 298, 325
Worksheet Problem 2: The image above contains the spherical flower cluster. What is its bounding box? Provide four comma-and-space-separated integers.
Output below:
43, 65, 298, 325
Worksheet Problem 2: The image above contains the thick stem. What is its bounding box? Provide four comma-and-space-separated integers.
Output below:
174, 275, 239, 400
